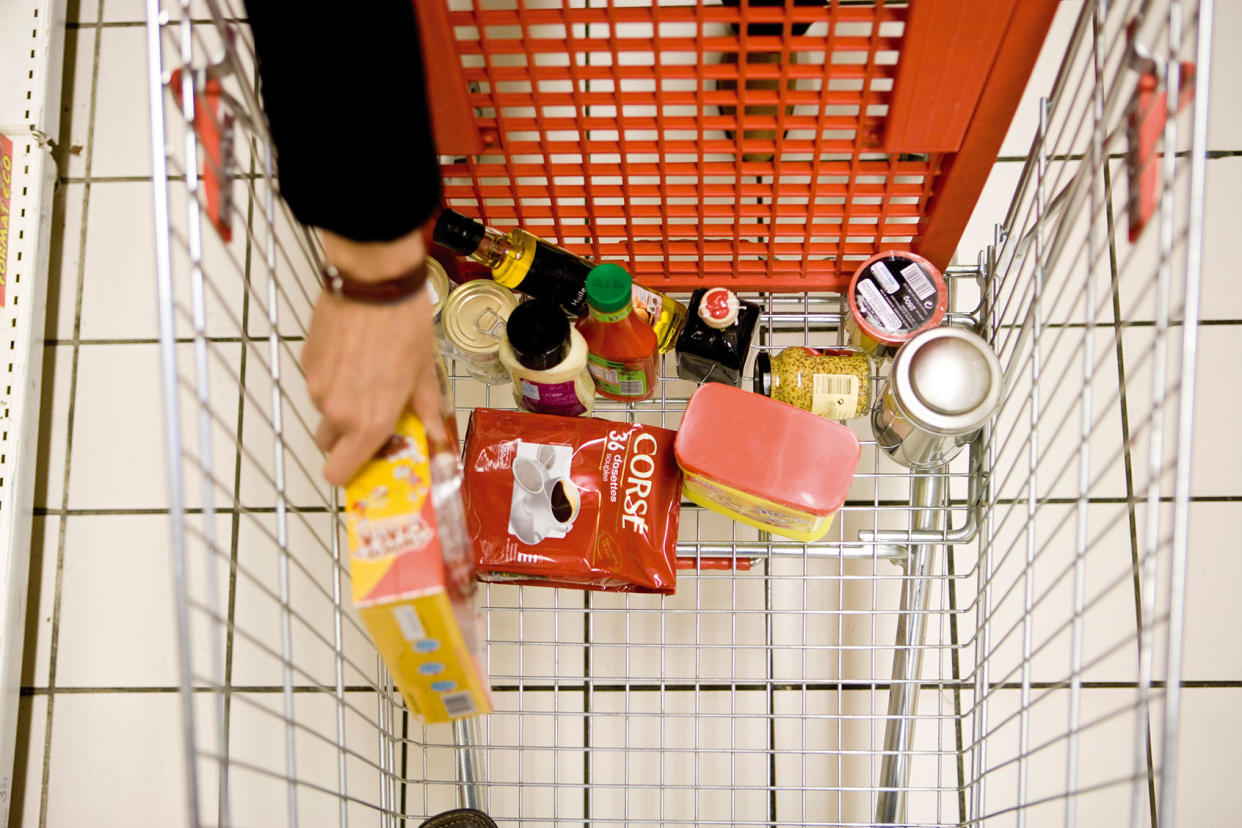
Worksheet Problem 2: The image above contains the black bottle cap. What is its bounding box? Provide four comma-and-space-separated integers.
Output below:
753, 351, 772, 396
433, 208, 487, 256
507, 299, 572, 371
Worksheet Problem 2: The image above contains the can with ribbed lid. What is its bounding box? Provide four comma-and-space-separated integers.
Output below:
441, 280, 519, 384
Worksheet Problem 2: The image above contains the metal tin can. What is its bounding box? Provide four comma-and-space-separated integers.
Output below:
871, 327, 1002, 469
426, 255, 452, 350
441, 280, 518, 384
845, 250, 948, 360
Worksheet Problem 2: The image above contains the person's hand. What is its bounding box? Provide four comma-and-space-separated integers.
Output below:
303, 227, 448, 487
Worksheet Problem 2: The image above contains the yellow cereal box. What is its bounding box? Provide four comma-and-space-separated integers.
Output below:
345, 412, 491, 723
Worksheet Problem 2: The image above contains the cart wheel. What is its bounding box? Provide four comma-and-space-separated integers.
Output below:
418, 808, 499, 828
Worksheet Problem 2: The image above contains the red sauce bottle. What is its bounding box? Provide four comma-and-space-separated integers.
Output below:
577, 263, 659, 402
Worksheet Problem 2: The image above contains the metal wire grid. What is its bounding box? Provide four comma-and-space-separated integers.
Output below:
143, 0, 1208, 826
962, 0, 1210, 825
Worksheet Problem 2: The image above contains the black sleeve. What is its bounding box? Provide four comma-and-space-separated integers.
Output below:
243, 0, 442, 242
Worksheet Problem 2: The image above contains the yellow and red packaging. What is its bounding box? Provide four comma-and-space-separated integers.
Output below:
675, 384, 861, 542
345, 412, 491, 723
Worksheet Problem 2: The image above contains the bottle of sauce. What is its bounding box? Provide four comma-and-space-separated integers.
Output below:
577, 263, 659, 402
674, 287, 761, 386
499, 299, 595, 417
433, 209, 687, 351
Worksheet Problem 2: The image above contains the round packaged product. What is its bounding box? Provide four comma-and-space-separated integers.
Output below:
499, 299, 595, 417
675, 383, 861, 542
441, 280, 519, 384
845, 250, 948, 359
426, 255, 452, 349
872, 326, 1002, 469
753, 346, 872, 421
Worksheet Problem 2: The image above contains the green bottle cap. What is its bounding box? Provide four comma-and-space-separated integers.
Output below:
585, 263, 633, 313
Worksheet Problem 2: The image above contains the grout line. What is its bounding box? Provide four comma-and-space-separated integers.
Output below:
581, 590, 591, 825
38, 5, 105, 823
1104, 150, 1161, 828
218, 113, 262, 822
20, 679, 1242, 696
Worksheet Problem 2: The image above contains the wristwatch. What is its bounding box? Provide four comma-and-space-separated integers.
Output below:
319, 259, 428, 304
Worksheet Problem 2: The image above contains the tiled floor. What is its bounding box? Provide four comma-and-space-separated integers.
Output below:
8, 1, 1241, 827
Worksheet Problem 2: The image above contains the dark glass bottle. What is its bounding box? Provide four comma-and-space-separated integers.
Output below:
675, 287, 761, 386
434, 208, 590, 316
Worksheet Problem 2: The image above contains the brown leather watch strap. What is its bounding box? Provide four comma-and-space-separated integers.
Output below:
320, 259, 429, 304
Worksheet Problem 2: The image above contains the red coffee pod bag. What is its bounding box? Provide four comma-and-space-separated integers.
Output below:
462, 408, 682, 593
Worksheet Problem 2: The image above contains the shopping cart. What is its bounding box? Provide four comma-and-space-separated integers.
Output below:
144, 0, 1212, 824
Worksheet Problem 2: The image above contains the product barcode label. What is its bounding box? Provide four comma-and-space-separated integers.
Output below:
441, 691, 477, 718
811, 373, 859, 420
617, 379, 646, 396
901, 262, 936, 300
588, 362, 619, 385
869, 262, 901, 293
392, 605, 426, 643
856, 278, 902, 331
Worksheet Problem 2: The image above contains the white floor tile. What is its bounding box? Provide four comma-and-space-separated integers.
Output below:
229, 508, 376, 690
44, 692, 189, 826
447, 690, 585, 825
588, 689, 768, 826
77, 181, 158, 340
77, 178, 251, 342
481, 583, 586, 685
978, 501, 1149, 688
1175, 687, 1242, 826
1208, 0, 1242, 152
66, 342, 241, 510
89, 27, 154, 180
1123, 325, 1242, 498
237, 342, 334, 511
1180, 503, 1242, 681
1198, 157, 1242, 321
999, 1, 1087, 159
970, 688, 1160, 827
954, 162, 1022, 268
588, 572, 767, 685
52, 514, 179, 687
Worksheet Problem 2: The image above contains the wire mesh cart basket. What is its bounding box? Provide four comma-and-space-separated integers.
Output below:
144, 0, 1213, 824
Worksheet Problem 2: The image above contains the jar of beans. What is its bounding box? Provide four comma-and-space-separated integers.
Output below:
753, 346, 873, 421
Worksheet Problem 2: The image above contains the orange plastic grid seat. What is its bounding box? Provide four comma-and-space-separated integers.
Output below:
418, 0, 1059, 292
